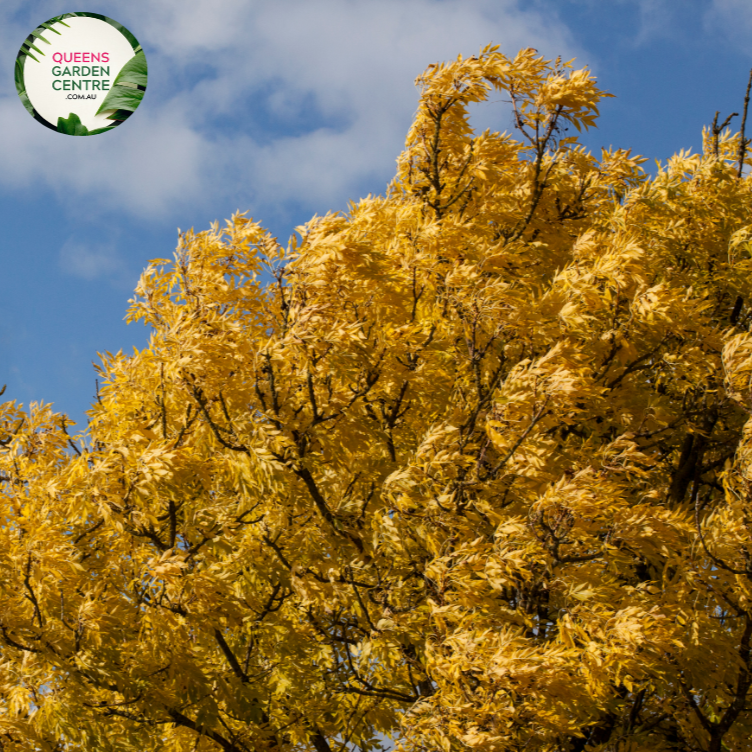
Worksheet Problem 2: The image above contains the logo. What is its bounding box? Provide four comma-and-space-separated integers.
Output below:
16, 14, 147, 136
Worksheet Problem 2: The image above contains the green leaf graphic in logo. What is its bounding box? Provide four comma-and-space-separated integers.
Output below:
18, 16, 69, 64
56, 112, 117, 136
57, 112, 88, 135
16, 16, 72, 120
15, 59, 34, 116
96, 51, 147, 120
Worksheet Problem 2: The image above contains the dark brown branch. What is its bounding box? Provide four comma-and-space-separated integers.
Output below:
159, 363, 168, 439
711, 110, 738, 159
731, 295, 744, 325
172, 404, 198, 449
138, 524, 169, 553
0, 625, 41, 653
604, 337, 669, 390
710, 615, 752, 749
72, 518, 104, 546
166, 707, 246, 752
739, 68, 752, 178
348, 567, 377, 633
191, 386, 249, 454
311, 731, 333, 752
214, 629, 249, 683
487, 401, 549, 478
59, 418, 82, 456
295, 466, 364, 552
23, 554, 44, 629
263, 534, 294, 572
507, 103, 565, 242
167, 500, 177, 549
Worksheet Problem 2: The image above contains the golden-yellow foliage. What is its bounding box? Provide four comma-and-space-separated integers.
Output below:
3, 45, 752, 752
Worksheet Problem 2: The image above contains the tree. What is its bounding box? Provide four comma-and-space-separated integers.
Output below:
3, 44, 752, 752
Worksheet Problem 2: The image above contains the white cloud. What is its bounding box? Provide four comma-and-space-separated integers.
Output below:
59, 237, 125, 281
0, 0, 582, 223
0, 94, 210, 217
705, 0, 752, 46
629, 0, 676, 46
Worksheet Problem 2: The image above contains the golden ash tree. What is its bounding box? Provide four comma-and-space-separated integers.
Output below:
4, 45, 752, 752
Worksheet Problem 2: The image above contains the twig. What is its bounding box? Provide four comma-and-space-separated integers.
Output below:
739, 68, 752, 177
711, 111, 739, 159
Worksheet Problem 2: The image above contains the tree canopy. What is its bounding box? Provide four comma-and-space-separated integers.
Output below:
3, 45, 752, 752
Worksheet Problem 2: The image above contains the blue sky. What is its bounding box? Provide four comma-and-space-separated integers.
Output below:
1, 0, 750, 430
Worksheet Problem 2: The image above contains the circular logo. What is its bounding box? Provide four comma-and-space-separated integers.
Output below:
16, 14, 147, 136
